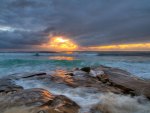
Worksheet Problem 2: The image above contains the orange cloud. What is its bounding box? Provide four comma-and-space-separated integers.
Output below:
83, 43, 150, 51
39, 36, 150, 51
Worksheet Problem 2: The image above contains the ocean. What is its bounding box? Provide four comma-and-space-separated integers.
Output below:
0, 51, 150, 79
1, 51, 150, 113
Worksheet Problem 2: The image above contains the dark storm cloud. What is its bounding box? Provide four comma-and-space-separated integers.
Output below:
0, 0, 150, 49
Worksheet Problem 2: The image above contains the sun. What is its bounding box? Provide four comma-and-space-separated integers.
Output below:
40, 36, 78, 51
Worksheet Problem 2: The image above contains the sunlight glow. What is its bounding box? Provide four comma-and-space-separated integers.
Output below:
40, 36, 78, 51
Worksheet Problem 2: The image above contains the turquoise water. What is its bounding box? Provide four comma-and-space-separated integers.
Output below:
0, 52, 150, 79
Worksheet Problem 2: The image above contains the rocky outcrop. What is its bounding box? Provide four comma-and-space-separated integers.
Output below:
96, 66, 150, 99
8, 65, 150, 98
68, 66, 150, 99
0, 65, 150, 113
0, 78, 23, 95
0, 88, 80, 113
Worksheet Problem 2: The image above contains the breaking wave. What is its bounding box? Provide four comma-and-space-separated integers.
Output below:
91, 93, 150, 113
0, 52, 150, 79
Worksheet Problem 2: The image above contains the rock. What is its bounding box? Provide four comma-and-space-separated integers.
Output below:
65, 72, 74, 76
97, 73, 110, 83
71, 66, 150, 99
95, 66, 150, 99
22, 73, 47, 78
3, 65, 150, 100
0, 78, 23, 95
0, 88, 80, 113
15, 70, 123, 94
80, 67, 91, 73
1, 66, 150, 113
41, 95, 80, 113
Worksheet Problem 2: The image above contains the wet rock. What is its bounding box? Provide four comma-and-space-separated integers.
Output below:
95, 66, 150, 99
0, 78, 23, 95
0, 66, 150, 113
0, 88, 80, 113
65, 72, 74, 76
3, 65, 150, 101
22, 73, 47, 78
41, 95, 80, 113
97, 74, 110, 84
17, 70, 123, 94
80, 67, 91, 73
68, 66, 150, 99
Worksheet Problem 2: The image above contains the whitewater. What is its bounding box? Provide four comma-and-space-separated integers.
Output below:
0, 52, 150, 79
0, 52, 150, 113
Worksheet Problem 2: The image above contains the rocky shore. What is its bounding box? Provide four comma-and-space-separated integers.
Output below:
0, 65, 150, 113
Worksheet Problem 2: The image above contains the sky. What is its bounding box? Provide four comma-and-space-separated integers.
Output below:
0, 0, 150, 51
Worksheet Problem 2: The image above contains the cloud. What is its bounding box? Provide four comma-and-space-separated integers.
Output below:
0, 0, 150, 49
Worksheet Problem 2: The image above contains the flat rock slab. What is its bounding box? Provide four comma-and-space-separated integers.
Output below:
0, 88, 80, 113
97, 66, 150, 99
